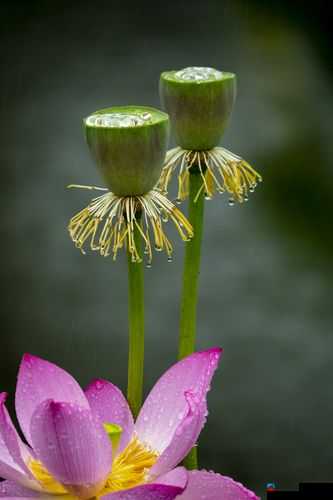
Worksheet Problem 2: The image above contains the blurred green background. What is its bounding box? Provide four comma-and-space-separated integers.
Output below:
1, 0, 332, 496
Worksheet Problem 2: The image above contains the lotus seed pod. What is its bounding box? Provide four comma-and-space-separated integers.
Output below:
84, 106, 169, 196
160, 67, 236, 150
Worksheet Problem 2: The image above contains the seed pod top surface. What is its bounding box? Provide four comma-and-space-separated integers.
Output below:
160, 67, 236, 151
84, 105, 169, 196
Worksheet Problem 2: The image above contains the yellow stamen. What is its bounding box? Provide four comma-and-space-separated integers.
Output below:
68, 189, 193, 264
29, 435, 158, 499
159, 146, 262, 203
100, 436, 158, 494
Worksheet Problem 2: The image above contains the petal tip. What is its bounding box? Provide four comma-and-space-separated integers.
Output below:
48, 400, 73, 416
193, 347, 223, 368
183, 347, 223, 366
21, 353, 39, 364
203, 346, 223, 356
0, 392, 8, 404
86, 378, 109, 392
19, 353, 43, 374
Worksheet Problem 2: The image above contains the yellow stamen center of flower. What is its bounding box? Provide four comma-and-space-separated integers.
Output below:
101, 436, 158, 494
29, 436, 158, 498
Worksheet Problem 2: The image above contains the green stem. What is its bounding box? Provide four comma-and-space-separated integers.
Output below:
179, 170, 205, 469
127, 223, 145, 419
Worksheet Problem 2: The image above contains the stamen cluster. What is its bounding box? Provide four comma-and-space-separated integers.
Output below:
159, 146, 262, 204
68, 188, 193, 265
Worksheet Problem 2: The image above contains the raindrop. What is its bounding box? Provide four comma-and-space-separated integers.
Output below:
167, 256, 173, 263
228, 198, 235, 206
204, 195, 212, 201
176, 198, 182, 205
146, 263, 152, 269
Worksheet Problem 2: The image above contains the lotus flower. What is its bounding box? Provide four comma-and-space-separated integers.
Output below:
0, 349, 259, 499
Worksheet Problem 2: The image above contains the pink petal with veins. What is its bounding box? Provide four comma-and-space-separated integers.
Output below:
85, 379, 134, 452
136, 348, 222, 470
16, 354, 89, 445
30, 400, 112, 499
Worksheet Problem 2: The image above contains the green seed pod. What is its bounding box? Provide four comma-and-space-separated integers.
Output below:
160, 67, 236, 151
84, 105, 169, 196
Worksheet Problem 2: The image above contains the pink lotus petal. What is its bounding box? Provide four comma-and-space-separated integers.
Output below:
136, 348, 222, 459
30, 400, 112, 498
15, 354, 89, 446
150, 391, 205, 477
102, 467, 187, 499
85, 379, 134, 452
102, 485, 183, 500
0, 461, 32, 492
0, 394, 34, 480
155, 467, 188, 489
0, 395, 38, 489
177, 470, 260, 500
0, 480, 69, 500
0, 481, 43, 498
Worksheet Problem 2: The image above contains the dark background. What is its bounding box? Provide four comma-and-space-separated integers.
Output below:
1, 0, 332, 497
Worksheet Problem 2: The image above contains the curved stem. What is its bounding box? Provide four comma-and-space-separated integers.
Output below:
127, 222, 145, 419
179, 170, 205, 469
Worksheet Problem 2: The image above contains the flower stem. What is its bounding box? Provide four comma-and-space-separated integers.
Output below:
179, 169, 205, 469
127, 222, 145, 419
